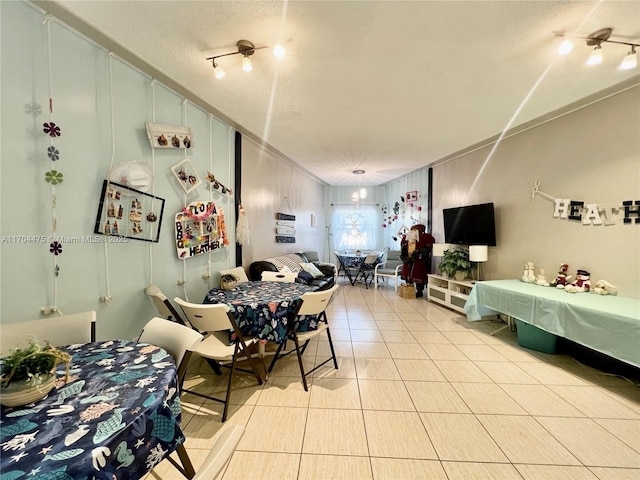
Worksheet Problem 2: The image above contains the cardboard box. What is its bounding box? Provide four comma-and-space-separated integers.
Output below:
399, 283, 416, 299
515, 319, 557, 354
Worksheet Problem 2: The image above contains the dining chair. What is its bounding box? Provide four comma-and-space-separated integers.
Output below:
333, 252, 346, 278
219, 266, 249, 284
137, 317, 202, 479
144, 284, 189, 326
267, 285, 339, 391
0, 311, 97, 354
260, 271, 298, 282
356, 252, 380, 288
374, 250, 403, 291
192, 425, 245, 480
173, 298, 263, 422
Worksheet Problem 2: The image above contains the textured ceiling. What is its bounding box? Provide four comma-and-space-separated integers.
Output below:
50, 1, 640, 186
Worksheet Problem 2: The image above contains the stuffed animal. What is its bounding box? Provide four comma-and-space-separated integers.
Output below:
521, 262, 535, 283
535, 269, 550, 287
592, 279, 618, 296
551, 263, 572, 289
565, 269, 591, 293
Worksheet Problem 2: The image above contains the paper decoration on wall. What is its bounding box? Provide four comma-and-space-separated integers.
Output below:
94, 180, 165, 242
175, 201, 228, 259
171, 158, 201, 194
532, 181, 640, 226
108, 162, 153, 193
381, 194, 422, 229
206, 171, 233, 195
236, 205, 251, 246
146, 123, 193, 149
275, 212, 296, 243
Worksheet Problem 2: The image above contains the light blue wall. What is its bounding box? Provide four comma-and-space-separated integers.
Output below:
1, 2, 237, 340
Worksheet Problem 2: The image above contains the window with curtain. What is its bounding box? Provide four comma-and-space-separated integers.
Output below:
331, 204, 378, 252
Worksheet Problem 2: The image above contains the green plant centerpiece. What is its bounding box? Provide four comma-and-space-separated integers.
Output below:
437, 247, 476, 280
220, 273, 238, 290
0, 337, 71, 407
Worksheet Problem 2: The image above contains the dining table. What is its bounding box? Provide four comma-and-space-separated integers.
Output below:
0, 340, 193, 480
203, 280, 318, 344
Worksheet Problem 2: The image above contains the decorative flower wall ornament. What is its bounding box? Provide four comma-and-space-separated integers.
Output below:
42, 122, 61, 137
25, 102, 42, 117
45, 170, 64, 185
49, 241, 63, 255
47, 146, 60, 161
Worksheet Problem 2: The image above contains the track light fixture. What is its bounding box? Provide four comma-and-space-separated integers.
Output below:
556, 28, 639, 70
206, 39, 285, 79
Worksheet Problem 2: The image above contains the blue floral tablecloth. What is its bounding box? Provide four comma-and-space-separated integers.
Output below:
0, 340, 185, 480
204, 281, 317, 343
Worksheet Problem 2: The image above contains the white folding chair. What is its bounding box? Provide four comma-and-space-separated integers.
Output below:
144, 284, 189, 326
192, 425, 245, 480
138, 317, 203, 479
268, 285, 339, 391
219, 266, 249, 284
356, 253, 380, 288
174, 298, 263, 422
1, 311, 97, 354
261, 271, 298, 282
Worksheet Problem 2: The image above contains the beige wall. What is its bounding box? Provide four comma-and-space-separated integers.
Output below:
240, 138, 327, 268
432, 86, 640, 298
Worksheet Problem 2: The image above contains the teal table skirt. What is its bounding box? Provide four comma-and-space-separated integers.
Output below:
465, 280, 640, 368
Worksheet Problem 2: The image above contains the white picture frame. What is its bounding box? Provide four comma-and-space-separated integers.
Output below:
171, 158, 201, 194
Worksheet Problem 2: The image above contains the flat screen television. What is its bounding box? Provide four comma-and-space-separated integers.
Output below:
443, 202, 496, 246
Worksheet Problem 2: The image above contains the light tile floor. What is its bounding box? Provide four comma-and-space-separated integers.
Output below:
146, 278, 640, 480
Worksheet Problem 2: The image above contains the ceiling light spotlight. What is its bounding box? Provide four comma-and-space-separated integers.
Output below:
242, 55, 253, 72
619, 46, 638, 70
273, 44, 286, 59
587, 45, 603, 65
212, 61, 225, 79
558, 38, 574, 55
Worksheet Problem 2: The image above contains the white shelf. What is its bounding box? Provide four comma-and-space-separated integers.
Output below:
427, 274, 476, 314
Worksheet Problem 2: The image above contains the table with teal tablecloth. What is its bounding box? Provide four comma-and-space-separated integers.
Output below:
465, 279, 640, 368
204, 280, 317, 343
0, 340, 190, 480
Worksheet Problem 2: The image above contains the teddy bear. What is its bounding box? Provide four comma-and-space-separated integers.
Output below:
521, 262, 535, 283
592, 279, 618, 296
565, 269, 591, 293
551, 263, 572, 289
534, 269, 550, 287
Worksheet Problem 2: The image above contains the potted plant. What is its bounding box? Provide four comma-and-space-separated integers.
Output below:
220, 273, 238, 290
0, 337, 71, 407
437, 247, 476, 280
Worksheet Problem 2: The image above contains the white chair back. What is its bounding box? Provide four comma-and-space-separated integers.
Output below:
297, 285, 339, 316
363, 252, 380, 265
138, 317, 203, 367
192, 425, 245, 480
261, 271, 297, 282
1, 311, 97, 354
219, 267, 249, 284
174, 298, 235, 334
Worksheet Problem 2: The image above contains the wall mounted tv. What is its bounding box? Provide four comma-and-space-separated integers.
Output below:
443, 202, 496, 246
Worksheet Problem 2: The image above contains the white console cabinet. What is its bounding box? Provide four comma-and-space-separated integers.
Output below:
427, 274, 476, 314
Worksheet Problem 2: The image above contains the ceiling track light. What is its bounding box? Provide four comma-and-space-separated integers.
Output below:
556, 28, 639, 70
206, 39, 285, 79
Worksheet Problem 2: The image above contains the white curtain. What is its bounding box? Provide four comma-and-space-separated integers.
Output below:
331, 204, 378, 252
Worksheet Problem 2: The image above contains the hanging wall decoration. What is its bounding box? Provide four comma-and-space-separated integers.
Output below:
175, 201, 228, 259
532, 181, 639, 226
94, 180, 165, 242
171, 158, 201, 194
206, 171, 233, 196
275, 197, 296, 243
145, 123, 193, 149
108, 162, 154, 193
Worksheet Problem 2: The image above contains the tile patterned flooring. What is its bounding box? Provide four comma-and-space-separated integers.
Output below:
146, 278, 640, 480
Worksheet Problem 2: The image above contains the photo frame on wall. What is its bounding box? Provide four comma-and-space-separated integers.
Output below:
94, 180, 165, 242
171, 158, 201, 194
146, 123, 194, 149
406, 191, 418, 202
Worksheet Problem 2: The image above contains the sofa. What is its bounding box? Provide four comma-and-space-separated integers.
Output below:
248, 251, 336, 290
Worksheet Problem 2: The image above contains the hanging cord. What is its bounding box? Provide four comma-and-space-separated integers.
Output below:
202, 114, 214, 287
100, 52, 117, 305
179, 99, 189, 300
42, 13, 62, 315
147, 79, 157, 286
